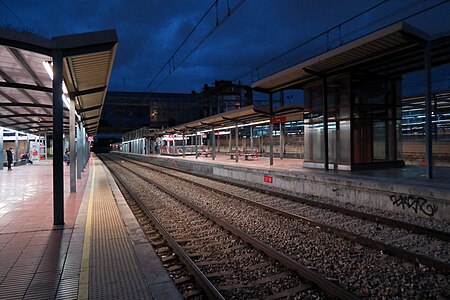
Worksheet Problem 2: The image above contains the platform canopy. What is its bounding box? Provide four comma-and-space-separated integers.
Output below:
158, 104, 303, 135
252, 22, 450, 93
0, 28, 117, 136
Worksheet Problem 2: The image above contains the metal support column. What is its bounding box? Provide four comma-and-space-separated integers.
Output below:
69, 97, 76, 192
26, 134, 30, 153
269, 93, 274, 166
0, 127, 3, 170
44, 132, 48, 160
235, 122, 239, 162
82, 126, 87, 171
250, 126, 253, 149
82, 126, 86, 170
182, 132, 185, 158
280, 123, 284, 159
323, 78, 329, 170
81, 125, 85, 170
14, 131, 18, 163
85, 129, 88, 166
195, 131, 198, 159
425, 41, 433, 179
228, 131, 232, 154
211, 126, 216, 160
52, 49, 64, 225
77, 122, 82, 179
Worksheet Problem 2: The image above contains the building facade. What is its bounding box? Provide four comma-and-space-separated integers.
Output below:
99, 91, 202, 134
199, 80, 253, 117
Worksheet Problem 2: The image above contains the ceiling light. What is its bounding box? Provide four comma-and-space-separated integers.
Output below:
43, 61, 53, 79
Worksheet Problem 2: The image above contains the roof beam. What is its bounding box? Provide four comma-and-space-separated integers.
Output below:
7, 47, 46, 87
79, 104, 102, 113
81, 115, 99, 122
0, 113, 69, 119
303, 67, 325, 77
1, 120, 52, 126
0, 102, 53, 109
62, 42, 117, 57
0, 68, 52, 115
0, 89, 42, 123
0, 81, 52, 93
68, 86, 106, 98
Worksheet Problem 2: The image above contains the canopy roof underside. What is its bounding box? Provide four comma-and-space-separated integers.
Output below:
0, 29, 117, 136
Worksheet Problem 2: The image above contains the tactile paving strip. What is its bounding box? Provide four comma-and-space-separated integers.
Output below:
88, 165, 153, 300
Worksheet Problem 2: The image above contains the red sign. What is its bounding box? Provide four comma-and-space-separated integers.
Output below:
263, 175, 273, 183
88, 137, 94, 142
214, 132, 219, 136
270, 116, 286, 124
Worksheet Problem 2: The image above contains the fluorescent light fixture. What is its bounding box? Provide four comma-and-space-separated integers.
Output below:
196, 119, 271, 134
62, 94, 70, 109
44, 60, 69, 98
0, 126, 39, 138
44, 60, 82, 120
43, 61, 53, 79
62, 82, 68, 94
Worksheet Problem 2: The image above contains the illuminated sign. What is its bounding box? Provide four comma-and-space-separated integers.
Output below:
263, 175, 273, 183
270, 116, 286, 124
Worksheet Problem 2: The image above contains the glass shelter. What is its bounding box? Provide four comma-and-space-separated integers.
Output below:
303, 74, 403, 170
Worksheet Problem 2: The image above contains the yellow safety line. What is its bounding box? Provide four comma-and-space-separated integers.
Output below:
77, 164, 96, 300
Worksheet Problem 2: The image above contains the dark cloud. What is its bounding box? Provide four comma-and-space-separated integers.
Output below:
1, 0, 450, 93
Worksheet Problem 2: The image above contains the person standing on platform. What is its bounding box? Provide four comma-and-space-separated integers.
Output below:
64, 148, 70, 166
6, 147, 13, 171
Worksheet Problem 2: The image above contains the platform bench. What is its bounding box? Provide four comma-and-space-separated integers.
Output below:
244, 153, 258, 160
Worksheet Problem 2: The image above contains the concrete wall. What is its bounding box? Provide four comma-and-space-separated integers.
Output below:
119, 152, 449, 221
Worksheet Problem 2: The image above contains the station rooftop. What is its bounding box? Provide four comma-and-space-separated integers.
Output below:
251, 22, 450, 93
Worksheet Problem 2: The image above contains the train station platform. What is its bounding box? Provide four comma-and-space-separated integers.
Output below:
0, 156, 181, 299
121, 152, 450, 222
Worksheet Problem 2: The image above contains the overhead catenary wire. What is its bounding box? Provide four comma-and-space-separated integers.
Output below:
144, 0, 218, 93
141, 0, 449, 130
233, 0, 390, 83
0, 0, 28, 29
234, 0, 450, 85
148, 0, 247, 93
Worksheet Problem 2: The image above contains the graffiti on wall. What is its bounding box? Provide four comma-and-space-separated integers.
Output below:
332, 188, 343, 197
389, 194, 438, 217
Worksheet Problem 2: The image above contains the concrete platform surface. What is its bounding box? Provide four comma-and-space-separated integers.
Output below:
0, 156, 181, 299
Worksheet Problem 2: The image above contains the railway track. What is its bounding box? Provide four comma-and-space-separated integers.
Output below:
111, 154, 450, 272
100, 154, 449, 299
100, 155, 351, 299
122, 155, 450, 237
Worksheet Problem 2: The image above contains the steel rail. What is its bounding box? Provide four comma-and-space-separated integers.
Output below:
115, 153, 450, 243
104, 155, 360, 300
101, 156, 225, 300
114, 154, 450, 273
